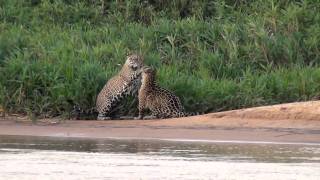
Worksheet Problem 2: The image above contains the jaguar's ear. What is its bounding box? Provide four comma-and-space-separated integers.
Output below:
125, 50, 132, 58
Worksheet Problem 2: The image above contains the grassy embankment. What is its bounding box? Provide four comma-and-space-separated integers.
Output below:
0, 0, 320, 119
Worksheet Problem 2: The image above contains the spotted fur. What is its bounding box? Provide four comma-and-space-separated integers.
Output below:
136, 66, 192, 119
96, 54, 144, 120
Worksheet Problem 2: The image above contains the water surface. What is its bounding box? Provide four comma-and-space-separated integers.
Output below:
0, 135, 320, 179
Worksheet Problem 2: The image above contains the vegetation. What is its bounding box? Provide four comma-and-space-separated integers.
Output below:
0, 0, 320, 118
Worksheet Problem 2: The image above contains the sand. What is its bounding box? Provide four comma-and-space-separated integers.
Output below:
0, 101, 320, 144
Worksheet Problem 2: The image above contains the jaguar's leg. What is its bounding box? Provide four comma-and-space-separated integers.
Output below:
97, 114, 111, 120
97, 101, 113, 120
98, 92, 128, 120
134, 106, 145, 120
141, 111, 161, 120
135, 91, 146, 120
142, 115, 157, 120
118, 115, 135, 120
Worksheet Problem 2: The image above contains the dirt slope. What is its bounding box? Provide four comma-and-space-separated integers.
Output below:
211, 100, 320, 121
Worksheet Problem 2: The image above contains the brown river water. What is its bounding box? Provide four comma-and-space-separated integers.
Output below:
0, 135, 320, 179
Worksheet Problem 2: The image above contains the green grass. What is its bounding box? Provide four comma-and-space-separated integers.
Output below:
0, 0, 320, 118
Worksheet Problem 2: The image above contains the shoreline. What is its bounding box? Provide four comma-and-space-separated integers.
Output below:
1, 134, 320, 146
1, 101, 320, 144
0, 119, 319, 145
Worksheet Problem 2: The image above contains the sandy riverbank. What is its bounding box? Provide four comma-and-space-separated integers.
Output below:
1, 101, 320, 144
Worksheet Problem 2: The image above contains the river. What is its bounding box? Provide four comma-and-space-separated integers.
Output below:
0, 135, 319, 179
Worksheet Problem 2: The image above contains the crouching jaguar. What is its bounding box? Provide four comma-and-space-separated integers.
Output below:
136, 66, 197, 119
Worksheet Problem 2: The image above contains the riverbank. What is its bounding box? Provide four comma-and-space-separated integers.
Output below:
2, 1, 320, 118
1, 101, 320, 144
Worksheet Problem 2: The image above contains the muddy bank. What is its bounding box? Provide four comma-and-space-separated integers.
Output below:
0, 101, 320, 144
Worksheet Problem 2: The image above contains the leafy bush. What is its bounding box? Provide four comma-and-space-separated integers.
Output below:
0, 0, 319, 118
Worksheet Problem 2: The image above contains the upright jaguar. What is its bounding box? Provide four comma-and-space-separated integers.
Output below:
136, 66, 194, 119
96, 54, 144, 120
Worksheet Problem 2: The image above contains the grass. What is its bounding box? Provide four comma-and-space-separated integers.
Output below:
0, 0, 320, 118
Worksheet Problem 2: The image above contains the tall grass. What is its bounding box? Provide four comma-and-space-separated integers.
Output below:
0, 0, 320, 118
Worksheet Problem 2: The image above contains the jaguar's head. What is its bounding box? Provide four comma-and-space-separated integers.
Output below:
142, 66, 154, 74
141, 66, 156, 84
125, 53, 144, 71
